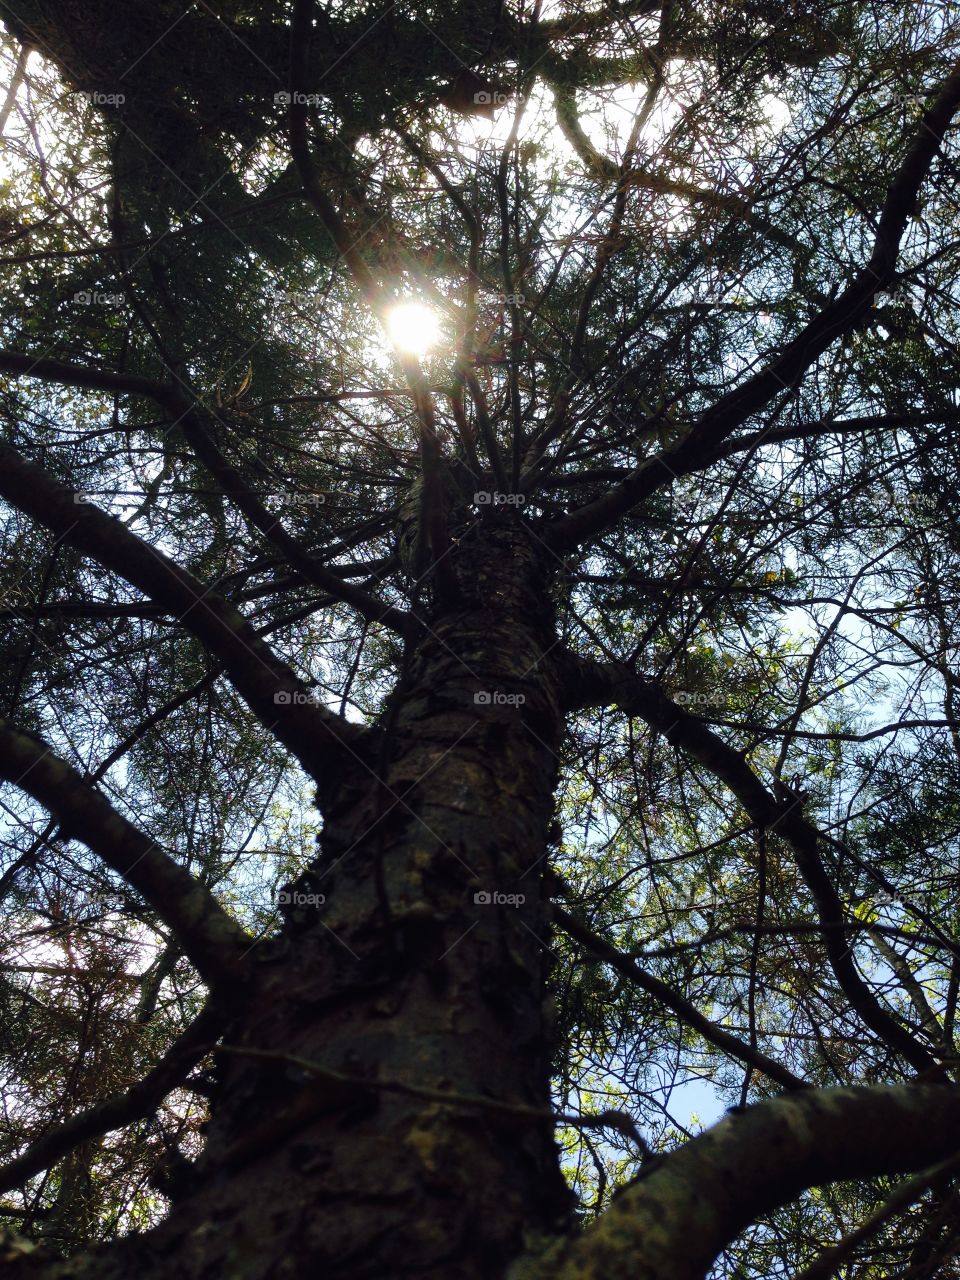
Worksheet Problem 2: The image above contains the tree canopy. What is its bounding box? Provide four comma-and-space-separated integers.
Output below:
1, 2, 960, 1277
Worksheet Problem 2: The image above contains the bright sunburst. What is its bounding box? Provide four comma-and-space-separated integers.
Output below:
385, 302, 442, 356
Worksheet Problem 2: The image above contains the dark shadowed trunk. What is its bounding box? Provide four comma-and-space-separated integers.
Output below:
20, 514, 573, 1280
6, 4, 960, 1278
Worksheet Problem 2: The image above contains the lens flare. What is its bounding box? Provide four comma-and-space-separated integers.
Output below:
385, 302, 442, 356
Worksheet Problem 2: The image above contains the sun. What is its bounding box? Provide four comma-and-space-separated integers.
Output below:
385, 302, 442, 356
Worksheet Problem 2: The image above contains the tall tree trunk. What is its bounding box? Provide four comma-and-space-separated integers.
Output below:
28, 517, 573, 1280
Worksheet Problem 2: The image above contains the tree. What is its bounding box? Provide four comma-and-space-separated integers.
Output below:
0, 0, 960, 1275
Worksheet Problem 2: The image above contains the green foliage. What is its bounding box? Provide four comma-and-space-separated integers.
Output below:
1, 0, 960, 1272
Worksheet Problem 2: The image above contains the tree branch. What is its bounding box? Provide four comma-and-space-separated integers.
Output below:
554, 906, 807, 1092
0, 1002, 224, 1195
0, 349, 413, 636
791, 1148, 960, 1280
563, 657, 940, 1073
0, 349, 168, 400
511, 1084, 960, 1280
162, 393, 416, 637
0, 442, 372, 781
0, 718, 251, 989
542, 56, 960, 551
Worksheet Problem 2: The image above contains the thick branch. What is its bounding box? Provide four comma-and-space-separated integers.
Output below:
0, 349, 167, 399
0, 349, 412, 635
555, 907, 806, 1092
511, 1084, 960, 1280
163, 394, 415, 636
564, 658, 938, 1073
548, 81, 618, 179
0, 718, 250, 989
715, 409, 960, 459
543, 56, 960, 551
0, 442, 371, 780
0, 1003, 223, 1195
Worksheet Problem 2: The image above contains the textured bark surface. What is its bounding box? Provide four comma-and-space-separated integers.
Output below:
6, 8, 960, 1278
5, 516, 573, 1280
507, 1084, 960, 1280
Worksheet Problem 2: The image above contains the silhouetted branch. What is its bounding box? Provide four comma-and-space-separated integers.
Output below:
0, 348, 413, 635
514, 1084, 960, 1280
0, 1003, 224, 1195
564, 656, 943, 1073
554, 906, 807, 1092
543, 57, 960, 550
0, 442, 372, 781
0, 718, 251, 988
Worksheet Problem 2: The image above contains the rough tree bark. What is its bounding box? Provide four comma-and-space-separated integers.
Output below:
181, 516, 573, 1280
7, 508, 960, 1280
2, 513, 577, 1280
4, 5, 960, 1279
